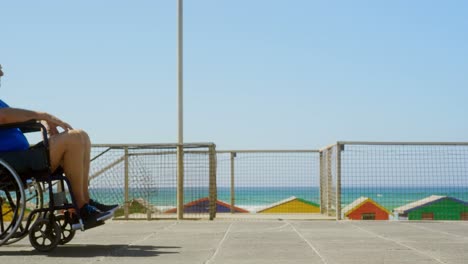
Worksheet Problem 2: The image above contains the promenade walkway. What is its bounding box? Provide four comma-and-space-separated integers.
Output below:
1, 220, 467, 264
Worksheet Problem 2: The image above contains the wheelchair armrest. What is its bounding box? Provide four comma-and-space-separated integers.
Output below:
0, 119, 49, 147
0, 119, 43, 133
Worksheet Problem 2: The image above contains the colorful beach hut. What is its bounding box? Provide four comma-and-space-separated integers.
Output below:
393, 195, 468, 221
1, 204, 14, 221
257, 196, 320, 213
164, 197, 249, 214
342, 197, 390, 220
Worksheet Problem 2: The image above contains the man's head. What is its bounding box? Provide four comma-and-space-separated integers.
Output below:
0, 64, 3, 77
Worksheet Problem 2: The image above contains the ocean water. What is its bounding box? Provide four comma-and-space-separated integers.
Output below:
89, 186, 468, 212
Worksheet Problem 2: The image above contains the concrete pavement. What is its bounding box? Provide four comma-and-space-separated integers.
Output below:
1, 220, 468, 264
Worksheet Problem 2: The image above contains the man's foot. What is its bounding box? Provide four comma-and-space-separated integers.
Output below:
70, 205, 112, 231
89, 199, 119, 213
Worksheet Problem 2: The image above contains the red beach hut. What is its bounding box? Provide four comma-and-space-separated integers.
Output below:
342, 197, 390, 220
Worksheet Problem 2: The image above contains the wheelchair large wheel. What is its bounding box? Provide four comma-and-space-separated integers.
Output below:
2, 181, 44, 245
28, 217, 61, 252
0, 159, 26, 246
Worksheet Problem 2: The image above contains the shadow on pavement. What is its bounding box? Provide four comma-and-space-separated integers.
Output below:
0, 244, 180, 257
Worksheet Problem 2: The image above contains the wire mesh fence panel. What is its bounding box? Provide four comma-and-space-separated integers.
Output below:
217, 151, 320, 214
89, 144, 216, 219
127, 147, 177, 219
180, 149, 216, 219
216, 152, 235, 213
89, 147, 126, 208
339, 143, 468, 221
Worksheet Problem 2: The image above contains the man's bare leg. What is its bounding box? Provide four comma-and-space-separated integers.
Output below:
49, 129, 89, 209
82, 131, 91, 202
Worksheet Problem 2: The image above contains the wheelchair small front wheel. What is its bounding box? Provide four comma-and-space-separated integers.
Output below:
28, 218, 61, 252
56, 214, 76, 245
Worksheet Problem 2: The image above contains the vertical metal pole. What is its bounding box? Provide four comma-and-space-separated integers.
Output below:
176, 0, 185, 220
336, 144, 342, 220
230, 152, 236, 213
209, 145, 217, 220
124, 147, 129, 220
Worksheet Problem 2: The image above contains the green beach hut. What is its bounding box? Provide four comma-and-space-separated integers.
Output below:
393, 195, 468, 221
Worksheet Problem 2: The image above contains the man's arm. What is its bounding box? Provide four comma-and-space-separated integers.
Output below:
0, 107, 47, 124
0, 108, 72, 135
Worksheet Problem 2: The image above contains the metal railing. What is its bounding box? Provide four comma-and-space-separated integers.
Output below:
88, 142, 468, 221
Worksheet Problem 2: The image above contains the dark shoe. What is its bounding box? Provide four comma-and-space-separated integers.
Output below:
70, 206, 111, 231
80, 204, 113, 222
89, 199, 119, 213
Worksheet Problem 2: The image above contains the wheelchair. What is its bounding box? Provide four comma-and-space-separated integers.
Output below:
0, 120, 106, 251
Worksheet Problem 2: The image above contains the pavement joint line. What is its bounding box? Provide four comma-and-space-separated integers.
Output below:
350, 223, 447, 264
286, 221, 328, 264
204, 223, 233, 264
407, 223, 468, 241
85, 221, 178, 264
228, 222, 290, 233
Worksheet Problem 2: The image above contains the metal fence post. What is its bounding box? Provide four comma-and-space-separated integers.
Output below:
230, 152, 236, 214
319, 151, 324, 214
124, 147, 129, 220
336, 144, 342, 220
147, 202, 152, 220
177, 144, 184, 220
326, 149, 332, 216
209, 144, 217, 220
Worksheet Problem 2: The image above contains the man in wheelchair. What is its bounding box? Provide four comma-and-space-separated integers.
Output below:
0, 64, 118, 229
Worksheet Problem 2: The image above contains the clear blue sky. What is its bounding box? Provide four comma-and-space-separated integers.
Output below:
1, 1, 467, 150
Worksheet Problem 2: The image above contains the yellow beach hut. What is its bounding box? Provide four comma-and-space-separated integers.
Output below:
257, 196, 320, 213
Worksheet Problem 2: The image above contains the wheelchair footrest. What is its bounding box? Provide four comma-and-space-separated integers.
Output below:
84, 220, 105, 230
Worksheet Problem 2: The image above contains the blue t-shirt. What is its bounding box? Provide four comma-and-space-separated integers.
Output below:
0, 99, 30, 152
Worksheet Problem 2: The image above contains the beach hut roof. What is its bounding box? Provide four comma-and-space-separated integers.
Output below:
394, 195, 468, 214
257, 196, 319, 212
164, 197, 249, 213
342, 196, 390, 216
393, 195, 446, 214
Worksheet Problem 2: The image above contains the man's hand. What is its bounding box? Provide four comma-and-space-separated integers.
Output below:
43, 113, 73, 135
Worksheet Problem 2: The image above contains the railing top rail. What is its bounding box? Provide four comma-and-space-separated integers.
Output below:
92, 143, 215, 149
337, 141, 468, 146
319, 141, 468, 152
217, 149, 319, 153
